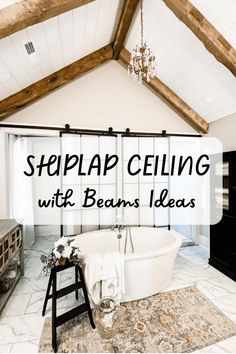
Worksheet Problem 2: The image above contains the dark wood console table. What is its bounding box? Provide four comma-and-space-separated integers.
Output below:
0, 220, 24, 312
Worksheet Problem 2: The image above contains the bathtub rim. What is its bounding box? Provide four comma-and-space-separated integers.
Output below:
73, 227, 182, 262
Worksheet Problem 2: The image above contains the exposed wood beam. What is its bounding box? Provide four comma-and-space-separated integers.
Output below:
0, 44, 113, 120
120, 48, 209, 134
162, 0, 236, 77
113, 0, 139, 60
0, 0, 95, 40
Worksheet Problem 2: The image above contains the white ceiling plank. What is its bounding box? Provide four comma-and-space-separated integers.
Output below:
191, 0, 233, 21
191, 89, 236, 115
0, 37, 31, 89
58, 11, 75, 66
104, 0, 121, 45
42, 17, 65, 72
145, 3, 175, 46
208, 2, 236, 45
0, 0, 17, 10
144, 0, 164, 39
73, 5, 87, 59
224, 23, 236, 48
0, 77, 20, 97
169, 50, 217, 90
9, 29, 44, 82
207, 101, 236, 122
206, 94, 236, 112
0, 56, 19, 98
191, 0, 236, 47
113, 0, 125, 39
0, 82, 11, 98
154, 18, 206, 79
124, 7, 139, 49
84, 0, 100, 55
0, 82, 8, 100
92, 0, 112, 49
197, 83, 236, 103
171, 67, 236, 120
126, 0, 159, 50
27, 23, 54, 78
74, 5, 89, 59
176, 63, 236, 97
151, 20, 184, 67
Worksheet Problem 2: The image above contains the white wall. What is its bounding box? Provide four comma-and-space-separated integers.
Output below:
3, 61, 196, 133
208, 113, 236, 152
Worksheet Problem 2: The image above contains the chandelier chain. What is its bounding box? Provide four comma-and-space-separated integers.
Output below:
128, 0, 157, 84
140, 0, 144, 46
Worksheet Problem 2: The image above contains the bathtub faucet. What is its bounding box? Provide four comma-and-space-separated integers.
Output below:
111, 216, 134, 254
111, 223, 125, 234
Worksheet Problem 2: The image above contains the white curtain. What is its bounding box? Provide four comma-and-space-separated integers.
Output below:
8, 135, 35, 248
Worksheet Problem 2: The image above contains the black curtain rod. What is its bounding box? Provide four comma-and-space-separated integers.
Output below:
0, 123, 202, 138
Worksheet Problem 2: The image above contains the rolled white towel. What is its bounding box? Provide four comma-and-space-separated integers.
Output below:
84, 252, 125, 305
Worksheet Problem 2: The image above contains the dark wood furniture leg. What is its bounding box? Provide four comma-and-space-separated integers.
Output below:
42, 272, 52, 317
75, 265, 79, 300
52, 269, 57, 353
42, 263, 95, 353
78, 265, 95, 329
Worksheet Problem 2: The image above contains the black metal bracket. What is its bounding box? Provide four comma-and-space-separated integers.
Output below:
162, 130, 167, 137
65, 124, 70, 132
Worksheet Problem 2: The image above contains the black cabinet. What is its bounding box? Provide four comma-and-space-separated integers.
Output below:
209, 151, 236, 282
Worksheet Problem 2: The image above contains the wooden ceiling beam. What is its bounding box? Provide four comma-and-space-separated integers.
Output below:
113, 0, 139, 60
120, 48, 209, 134
0, 44, 113, 120
162, 0, 236, 77
0, 0, 95, 40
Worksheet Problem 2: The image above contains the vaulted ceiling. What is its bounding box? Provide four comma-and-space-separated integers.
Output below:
0, 0, 121, 95
0, 0, 235, 133
126, 0, 236, 123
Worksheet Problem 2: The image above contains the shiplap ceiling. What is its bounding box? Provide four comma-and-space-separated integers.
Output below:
0, 0, 122, 99
125, 0, 236, 123
0, 0, 21, 9
0, 0, 236, 123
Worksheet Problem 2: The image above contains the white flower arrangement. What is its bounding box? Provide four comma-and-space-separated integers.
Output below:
41, 237, 83, 274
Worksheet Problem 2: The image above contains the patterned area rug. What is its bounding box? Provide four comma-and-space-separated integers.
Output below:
38, 286, 236, 353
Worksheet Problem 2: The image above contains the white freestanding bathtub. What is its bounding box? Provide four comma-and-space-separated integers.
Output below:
73, 227, 181, 302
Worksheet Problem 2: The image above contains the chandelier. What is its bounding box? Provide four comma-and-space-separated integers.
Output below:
128, 0, 157, 84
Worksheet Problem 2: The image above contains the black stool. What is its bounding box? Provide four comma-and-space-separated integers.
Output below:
42, 262, 95, 352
